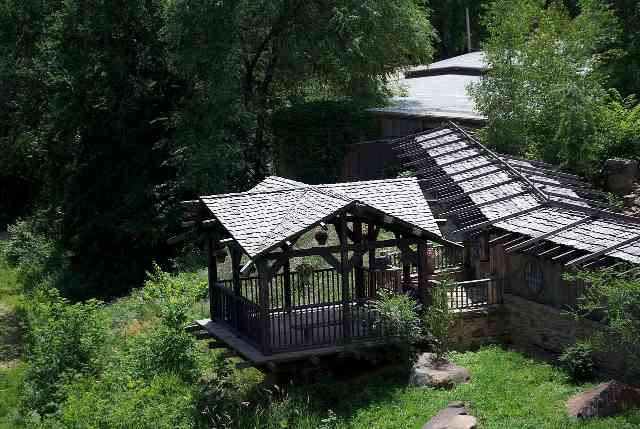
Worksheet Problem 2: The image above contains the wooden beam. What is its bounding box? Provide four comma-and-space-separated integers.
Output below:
339, 216, 352, 343
256, 259, 272, 356
536, 245, 563, 257
167, 232, 189, 245
504, 216, 595, 253
436, 178, 521, 204
552, 249, 580, 261
441, 190, 532, 216
566, 233, 640, 267
453, 203, 549, 234
489, 232, 516, 245
208, 237, 218, 321
424, 166, 505, 194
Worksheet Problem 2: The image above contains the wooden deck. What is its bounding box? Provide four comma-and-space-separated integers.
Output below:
195, 319, 384, 365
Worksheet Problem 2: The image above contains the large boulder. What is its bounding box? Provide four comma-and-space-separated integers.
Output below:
605, 158, 638, 195
566, 380, 640, 419
422, 401, 477, 429
409, 353, 470, 389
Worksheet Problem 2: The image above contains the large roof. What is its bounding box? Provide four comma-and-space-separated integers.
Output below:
392, 123, 640, 267
199, 177, 448, 258
371, 52, 486, 123
406, 52, 487, 78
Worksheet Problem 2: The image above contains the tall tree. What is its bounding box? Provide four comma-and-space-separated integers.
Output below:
166, 0, 436, 187
469, 0, 617, 174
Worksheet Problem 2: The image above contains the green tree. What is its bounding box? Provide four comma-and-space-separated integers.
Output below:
166, 0, 436, 187
469, 0, 617, 174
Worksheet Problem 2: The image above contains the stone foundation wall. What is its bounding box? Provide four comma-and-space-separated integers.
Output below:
448, 306, 508, 350
504, 293, 626, 377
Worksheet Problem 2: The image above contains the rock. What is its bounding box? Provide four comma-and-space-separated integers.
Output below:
422, 401, 477, 429
409, 353, 470, 389
566, 380, 640, 419
605, 158, 638, 195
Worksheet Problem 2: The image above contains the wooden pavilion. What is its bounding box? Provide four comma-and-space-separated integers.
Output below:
180, 176, 462, 365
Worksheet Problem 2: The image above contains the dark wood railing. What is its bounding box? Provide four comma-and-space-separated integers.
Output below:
445, 278, 503, 310
212, 267, 405, 354
211, 268, 502, 355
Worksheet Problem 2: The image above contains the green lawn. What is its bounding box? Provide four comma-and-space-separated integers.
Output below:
274, 346, 640, 429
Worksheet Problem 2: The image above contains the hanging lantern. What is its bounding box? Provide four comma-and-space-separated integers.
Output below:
314, 225, 329, 245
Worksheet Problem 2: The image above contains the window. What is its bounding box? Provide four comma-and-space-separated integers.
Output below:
523, 261, 544, 294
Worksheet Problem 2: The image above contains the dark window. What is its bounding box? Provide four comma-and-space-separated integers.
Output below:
524, 261, 543, 294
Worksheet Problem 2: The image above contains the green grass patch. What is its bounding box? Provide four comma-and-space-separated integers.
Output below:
0, 364, 24, 429
302, 346, 640, 429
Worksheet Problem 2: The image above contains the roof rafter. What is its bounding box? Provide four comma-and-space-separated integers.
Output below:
566, 233, 640, 267
504, 215, 596, 253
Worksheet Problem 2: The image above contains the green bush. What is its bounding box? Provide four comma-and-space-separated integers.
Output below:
423, 281, 457, 360
372, 290, 422, 368
133, 263, 207, 329
125, 325, 200, 382
21, 288, 107, 414
559, 341, 595, 383
34, 373, 196, 429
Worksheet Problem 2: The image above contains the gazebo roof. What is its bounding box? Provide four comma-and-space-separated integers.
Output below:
200, 176, 452, 258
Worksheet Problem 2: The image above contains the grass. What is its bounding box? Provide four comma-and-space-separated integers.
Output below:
279, 346, 640, 429
0, 250, 25, 429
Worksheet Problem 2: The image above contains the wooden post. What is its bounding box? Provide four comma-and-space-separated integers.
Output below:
283, 257, 292, 312
231, 247, 242, 329
207, 237, 218, 321
462, 237, 473, 280
340, 216, 351, 342
256, 259, 272, 355
417, 242, 433, 306
367, 223, 378, 298
353, 220, 365, 302
402, 260, 411, 292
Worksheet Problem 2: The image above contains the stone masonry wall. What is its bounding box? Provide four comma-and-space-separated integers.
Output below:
448, 306, 508, 350
504, 294, 626, 376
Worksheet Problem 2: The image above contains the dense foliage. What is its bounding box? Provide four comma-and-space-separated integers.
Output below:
0, 0, 435, 298
470, 0, 620, 175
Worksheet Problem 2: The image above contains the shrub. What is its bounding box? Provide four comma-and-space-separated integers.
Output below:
125, 325, 200, 382
133, 263, 207, 329
35, 373, 196, 429
372, 290, 422, 367
422, 280, 457, 360
21, 288, 107, 414
3, 219, 59, 292
559, 341, 595, 382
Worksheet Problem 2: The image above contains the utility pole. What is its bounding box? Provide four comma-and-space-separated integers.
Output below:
465, 7, 472, 52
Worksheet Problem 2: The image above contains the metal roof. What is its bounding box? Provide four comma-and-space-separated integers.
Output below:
370, 52, 487, 122
392, 122, 640, 267
200, 177, 449, 258
406, 52, 487, 78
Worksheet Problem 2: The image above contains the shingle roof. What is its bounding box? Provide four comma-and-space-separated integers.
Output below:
392, 122, 640, 266
200, 177, 448, 258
